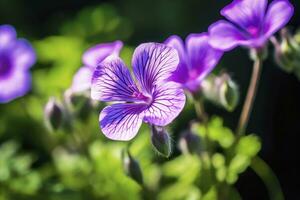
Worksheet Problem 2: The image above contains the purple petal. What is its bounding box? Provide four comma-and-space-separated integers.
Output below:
208, 20, 248, 51
82, 40, 123, 68
263, 0, 294, 38
91, 56, 140, 102
132, 43, 179, 94
164, 35, 189, 84
186, 33, 223, 83
71, 66, 93, 93
221, 0, 267, 31
0, 70, 31, 103
0, 25, 16, 49
143, 82, 186, 126
100, 103, 146, 141
11, 39, 36, 70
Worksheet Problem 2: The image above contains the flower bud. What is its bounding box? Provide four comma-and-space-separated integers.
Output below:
179, 131, 202, 155
64, 89, 92, 120
202, 73, 239, 112
44, 97, 64, 131
272, 28, 300, 79
122, 149, 143, 185
150, 125, 172, 157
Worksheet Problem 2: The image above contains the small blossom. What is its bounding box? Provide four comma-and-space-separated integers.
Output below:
71, 41, 123, 93
164, 33, 223, 92
91, 43, 186, 141
209, 0, 294, 51
0, 25, 36, 103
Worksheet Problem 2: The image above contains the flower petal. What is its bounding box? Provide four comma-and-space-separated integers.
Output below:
208, 20, 248, 51
91, 56, 139, 102
0, 25, 16, 49
221, 0, 267, 30
71, 66, 93, 93
132, 43, 179, 93
186, 33, 223, 82
143, 82, 185, 126
164, 35, 189, 84
82, 40, 123, 68
100, 103, 146, 141
11, 39, 36, 70
263, 0, 294, 38
0, 70, 31, 103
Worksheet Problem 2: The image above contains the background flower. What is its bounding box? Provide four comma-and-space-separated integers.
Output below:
165, 33, 223, 92
209, 0, 294, 51
71, 41, 123, 93
0, 25, 36, 103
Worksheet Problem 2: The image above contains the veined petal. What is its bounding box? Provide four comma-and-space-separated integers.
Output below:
264, 0, 294, 38
11, 39, 36, 70
132, 43, 179, 94
71, 66, 93, 93
221, 0, 267, 31
143, 82, 185, 126
100, 103, 146, 141
186, 33, 223, 82
91, 56, 140, 102
0, 25, 16, 49
208, 20, 248, 51
82, 40, 123, 68
0, 70, 31, 103
164, 35, 189, 84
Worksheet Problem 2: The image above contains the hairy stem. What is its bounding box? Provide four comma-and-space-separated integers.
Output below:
236, 55, 263, 136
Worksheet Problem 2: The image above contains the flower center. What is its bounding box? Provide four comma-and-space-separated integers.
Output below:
133, 91, 152, 104
247, 26, 260, 38
189, 69, 199, 79
0, 54, 12, 78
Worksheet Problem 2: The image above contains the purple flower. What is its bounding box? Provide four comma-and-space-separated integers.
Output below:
0, 25, 36, 103
91, 43, 186, 141
208, 0, 294, 51
71, 41, 123, 93
164, 33, 223, 92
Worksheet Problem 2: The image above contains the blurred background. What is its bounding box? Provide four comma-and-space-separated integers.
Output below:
1, 0, 300, 199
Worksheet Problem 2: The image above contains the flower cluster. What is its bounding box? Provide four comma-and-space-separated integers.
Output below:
87, 0, 294, 142
2, 0, 294, 146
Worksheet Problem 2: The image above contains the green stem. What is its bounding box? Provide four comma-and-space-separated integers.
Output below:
236, 54, 263, 136
193, 96, 211, 155
251, 156, 285, 200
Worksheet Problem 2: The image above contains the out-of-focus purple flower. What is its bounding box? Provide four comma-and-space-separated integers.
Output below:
71, 41, 123, 93
91, 43, 186, 141
209, 0, 294, 51
0, 25, 36, 103
164, 33, 223, 92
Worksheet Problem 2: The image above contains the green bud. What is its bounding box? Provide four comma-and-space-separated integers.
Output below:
150, 125, 172, 157
122, 149, 143, 185
44, 97, 64, 131
202, 73, 239, 112
272, 28, 300, 78
64, 89, 92, 120
179, 131, 202, 155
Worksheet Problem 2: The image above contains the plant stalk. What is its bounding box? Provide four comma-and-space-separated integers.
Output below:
236, 55, 263, 136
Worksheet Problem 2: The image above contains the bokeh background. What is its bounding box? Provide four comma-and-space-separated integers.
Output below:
1, 0, 300, 199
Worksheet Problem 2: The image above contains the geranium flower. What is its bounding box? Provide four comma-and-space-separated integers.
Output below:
209, 0, 294, 51
91, 43, 186, 141
71, 41, 123, 93
0, 25, 36, 103
165, 33, 223, 92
